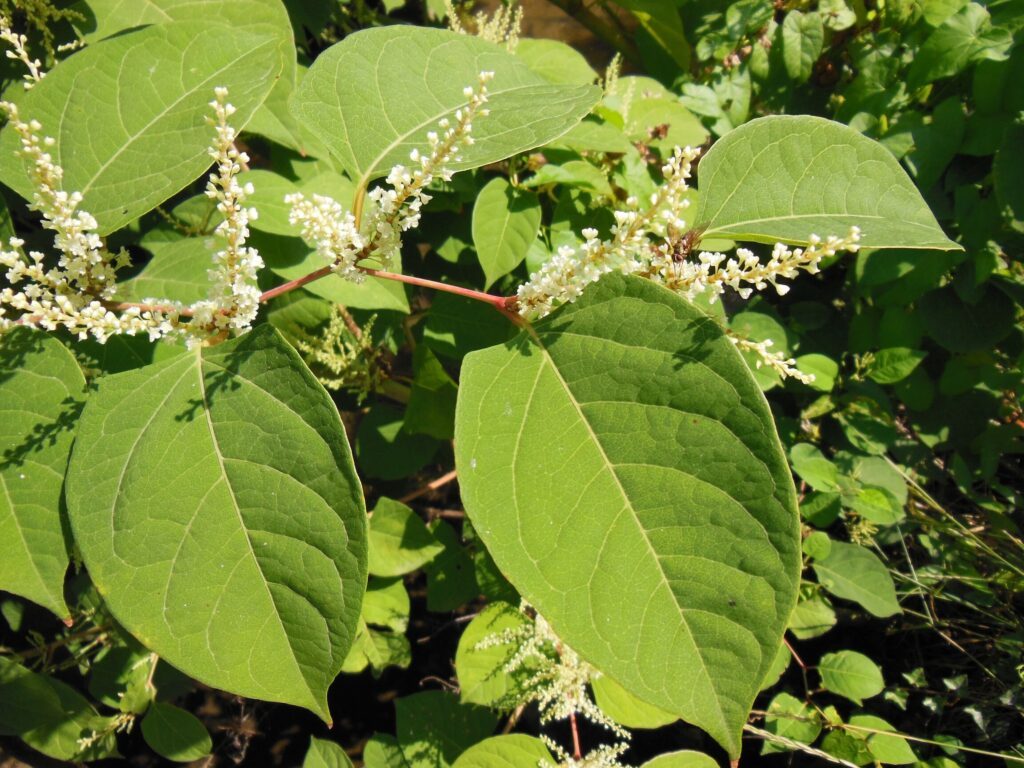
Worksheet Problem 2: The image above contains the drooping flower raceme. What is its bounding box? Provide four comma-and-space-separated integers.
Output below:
0, 15, 45, 88
288, 72, 494, 278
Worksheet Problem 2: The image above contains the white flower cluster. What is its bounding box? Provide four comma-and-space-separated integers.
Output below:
0, 16, 44, 88
476, 602, 630, 764
189, 88, 264, 337
286, 194, 366, 281
648, 227, 862, 303
516, 146, 701, 318
729, 334, 815, 385
446, 0, 522, 50
0, 102, 179, 341
1, 88, 263, 346
515, 139, 862, 319
287, 71, 494, 274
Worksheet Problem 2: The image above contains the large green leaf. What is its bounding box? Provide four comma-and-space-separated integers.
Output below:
454, 273, 801, 756
293, 27, 601, 191
695, 116, 961, 250
0, 329, 86, 619
66, 326, 367, 719
0, 21, 281, 235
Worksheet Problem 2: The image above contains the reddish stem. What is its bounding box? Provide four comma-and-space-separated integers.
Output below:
258, 265, 334, 303
569, 712, 582, 760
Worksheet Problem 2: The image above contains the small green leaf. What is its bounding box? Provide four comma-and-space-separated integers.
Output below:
368, 498, 444, 577
818, 650, 884, 704
0, 22, 281, 235
141, 702, 212, 762
794, 354, 838, 392
456, 273, 801, 756
0, 656, 118, 761
405, 346, 459, 440
696, 116, 961, 250
802, 531, 832, 560
451, 735, 555, 768
424, 520, 479, 612
849, 715, 917, 765
363, 577, 411, 633
294, 27, 600, 191
790, 443, 841, 492
788, 595, 837, 640
763, 692, 822, 753
66, 326, 367, 719
395, 691, 498, 768
867, 348, 928, 385
844, 487, 904, 525
304, 736, 355, 768
0, 328, 86, 619
782, 11, 824, 81
591, 675, 678, 730
89, 647, 155, 714
472, 178, 543, 289
813, 541, 900, 618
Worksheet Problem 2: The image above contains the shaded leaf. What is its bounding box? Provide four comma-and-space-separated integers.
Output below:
141, 702, 212, 762
813, 541, 900, 617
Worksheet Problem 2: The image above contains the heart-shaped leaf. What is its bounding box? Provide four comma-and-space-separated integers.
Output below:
66, 326, 367, 719
455, 273, 801, 756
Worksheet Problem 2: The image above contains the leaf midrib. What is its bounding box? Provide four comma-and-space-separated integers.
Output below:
522, 323, 729, 738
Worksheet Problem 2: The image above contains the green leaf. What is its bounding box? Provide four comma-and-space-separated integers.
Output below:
405, 345, 459, 440
364, 733, 411, 768
356, 404, 440, 481
790, 443, 841, 492
66, 326, 367, 719
623, 98, 709, 150
424, 292, 512, 360
919, 284, 1015, 353
0, 328, 86, 619
788, 594, 837, 640
0, 656, 118, 761
293, 27, 601, 190
813, 541, 900, 617
451, 735, 555, 768
455, 601, 534, 707
515, 39, 597, 85
795, 354, 838, 391
612, 0, 691, 70
818, 650, 884, 704
763, 692, 822, 753
591, 675, 678, 729
89, 647, 156, 714
363, 577, 411, 632
395, 691, 498, 768
0, 21, 281, 235
424, 520, 479, 612
781, 11, 824, 81
641, 751, 719, 768
696, 116, 961, 250
867, 348, 928, 385
472, 178, 543, 289
117, 238, 218, 306
368, 497, 444, 577
908, 3, 1013, 90
455, 273, 801, 756
141, 702, 212, 762
304, 736, 355, 768
848, 715, 916, 765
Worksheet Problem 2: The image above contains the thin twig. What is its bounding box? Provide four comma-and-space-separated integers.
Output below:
400, 469, 458, 503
